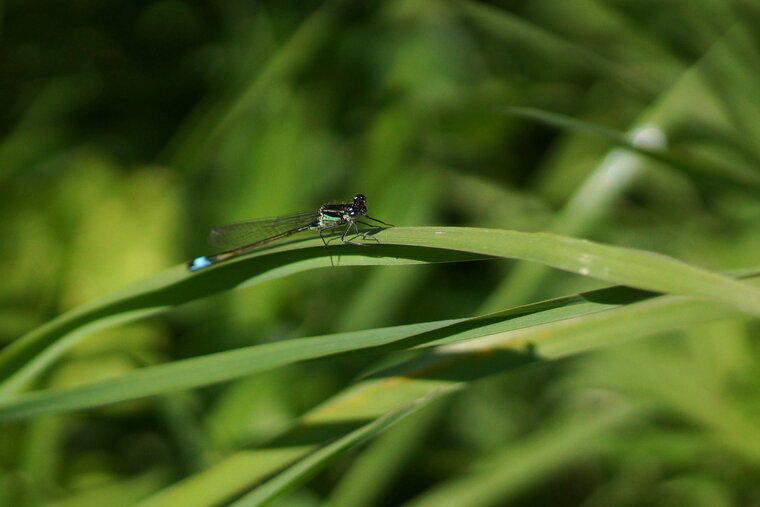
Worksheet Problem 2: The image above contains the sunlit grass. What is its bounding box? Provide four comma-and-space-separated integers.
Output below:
2, 0, 760, 505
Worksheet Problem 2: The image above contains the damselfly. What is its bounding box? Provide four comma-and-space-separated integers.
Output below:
187, 194, 392, 271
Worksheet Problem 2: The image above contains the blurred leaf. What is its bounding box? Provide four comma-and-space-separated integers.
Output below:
48, 470, 168, 507
168, 0, 349, 172
230, 390, 447, 507
501, 106, 760, 195
456, 0, 655, 94
403, 403, 638, 507
327, 397, 446, 507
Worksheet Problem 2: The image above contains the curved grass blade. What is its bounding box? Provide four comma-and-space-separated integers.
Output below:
3, 270, 757, 425
0, 285, 637, 422
380, 227, 760, 317
0, 238, 489, 394
137, 278, 757, 507
3, 227, 760, 395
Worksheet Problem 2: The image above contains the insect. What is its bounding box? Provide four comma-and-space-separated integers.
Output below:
187, 194, 391, 271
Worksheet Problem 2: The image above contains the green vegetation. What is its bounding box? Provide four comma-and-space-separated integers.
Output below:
2, 1, 760, 505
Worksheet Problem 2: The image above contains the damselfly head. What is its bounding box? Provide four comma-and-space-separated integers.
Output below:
351, 194, 368, 216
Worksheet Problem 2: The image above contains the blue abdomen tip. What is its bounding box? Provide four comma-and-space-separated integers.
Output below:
188, 256, 213, 271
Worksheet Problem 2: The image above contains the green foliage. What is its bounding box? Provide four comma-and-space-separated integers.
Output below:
2, 0, 760, 505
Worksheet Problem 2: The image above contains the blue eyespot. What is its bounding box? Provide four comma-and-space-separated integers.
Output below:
188, 256, 213, 271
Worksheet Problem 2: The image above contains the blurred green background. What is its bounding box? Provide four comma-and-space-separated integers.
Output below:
3, 0, 760, 505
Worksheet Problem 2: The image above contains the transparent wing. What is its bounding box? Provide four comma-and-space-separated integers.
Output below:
208, 210, 320, 250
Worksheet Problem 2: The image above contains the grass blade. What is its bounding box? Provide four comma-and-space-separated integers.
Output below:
3, 227, 759, 395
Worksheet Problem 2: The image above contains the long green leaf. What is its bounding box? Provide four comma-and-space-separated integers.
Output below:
2, 226, 759, 395
0, 237, 487, 393
380, 228, 760, 316
138, 281, 754, 506
0, 286, 632, 422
